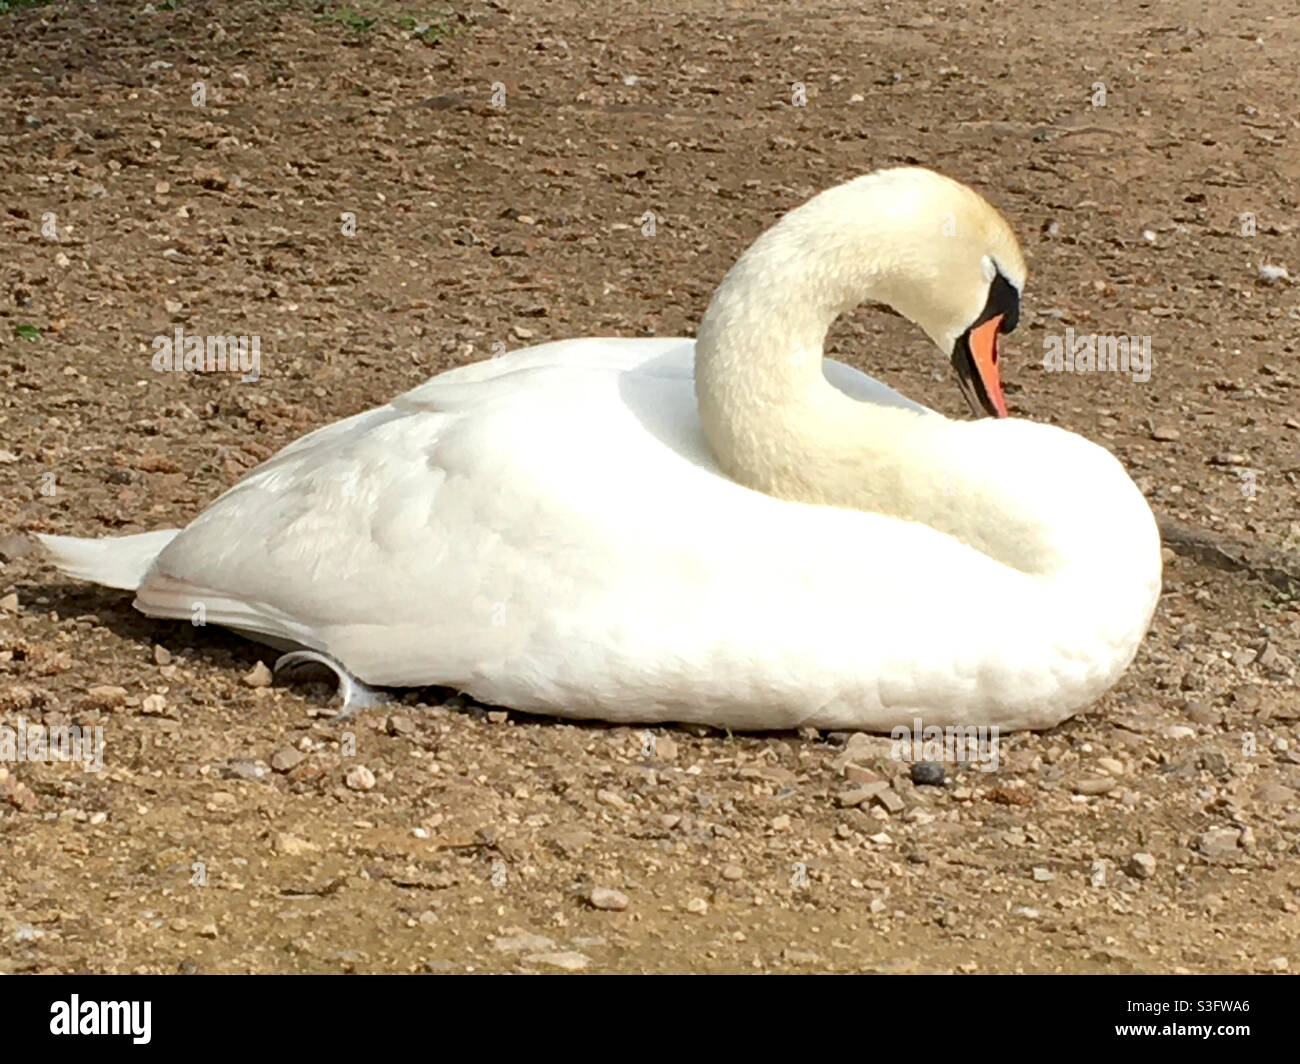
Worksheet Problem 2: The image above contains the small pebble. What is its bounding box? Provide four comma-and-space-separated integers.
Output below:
243, 661, 273, 688
588, 887, 629, 911
84, 685, 127, 710
836, 783, 886, 807
345, 765, 376, 791
274, 832, 318, 856
782, 949, 821, 966
386, 713, 415, 736
270, 747, 305, 773
1196, 827, 1240, 857
140, 693, 168, 716
223, 759, 264, 780
1252, 783, 1293, 804
911, 762, 946, 786
524, 951, 588, 971
1127, 852, 1157, 879
654, 736, 678, 761
494, 933, 556, 953
873, 789, 905, 813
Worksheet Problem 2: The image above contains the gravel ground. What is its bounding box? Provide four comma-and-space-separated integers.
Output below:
0, 0, 1298, 973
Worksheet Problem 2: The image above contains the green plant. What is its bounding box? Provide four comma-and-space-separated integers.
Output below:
318, 5, 467, 44
0, 0, 61, 13
324, 6, 378, 32
396, 13, 452, 44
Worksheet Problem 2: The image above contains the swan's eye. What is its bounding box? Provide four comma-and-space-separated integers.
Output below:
979, 269, 1020, 335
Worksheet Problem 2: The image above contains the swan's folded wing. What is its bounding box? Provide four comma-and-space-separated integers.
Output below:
822, 359, 933, 414
132, 571, 321, 651
131, 375, 572, 685
395, 336, 695, 407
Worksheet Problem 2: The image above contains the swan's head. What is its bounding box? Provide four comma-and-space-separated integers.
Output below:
816, 168, 1028, 418
945, 254, 1023, 419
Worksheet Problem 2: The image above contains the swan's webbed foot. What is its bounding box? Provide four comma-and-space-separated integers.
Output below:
273, 649, 391, 722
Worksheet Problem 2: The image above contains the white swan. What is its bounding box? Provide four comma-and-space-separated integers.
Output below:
39, 167, 1161, 732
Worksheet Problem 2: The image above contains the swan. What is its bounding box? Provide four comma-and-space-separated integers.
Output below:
38, 167, 1162, 732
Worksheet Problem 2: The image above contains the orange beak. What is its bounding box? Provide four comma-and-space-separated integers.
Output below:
952, 314, 1008, 418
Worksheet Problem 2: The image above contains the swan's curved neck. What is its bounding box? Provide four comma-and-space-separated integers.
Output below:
694, 184, 908, 443
692, 186, 1116, 582
694, 186, 916, 494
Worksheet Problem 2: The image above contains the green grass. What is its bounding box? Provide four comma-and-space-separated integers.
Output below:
325, 6, 377, 31
13, 324, 42, 341
320, 5, 466, 44
0, 0, 59, 13
394, 13, 454, 44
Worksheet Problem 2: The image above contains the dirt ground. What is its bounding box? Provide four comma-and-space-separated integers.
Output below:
1, 0, 1298, 974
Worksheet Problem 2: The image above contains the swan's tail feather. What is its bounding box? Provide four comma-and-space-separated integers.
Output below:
38, 530, 324, 659
36, 530, 181, 591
